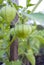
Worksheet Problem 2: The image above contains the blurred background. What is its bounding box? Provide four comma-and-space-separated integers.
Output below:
19, 0, 44, 12
18, 0, 44, 26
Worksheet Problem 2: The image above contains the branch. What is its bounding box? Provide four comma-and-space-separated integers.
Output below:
31, 0, 42, 13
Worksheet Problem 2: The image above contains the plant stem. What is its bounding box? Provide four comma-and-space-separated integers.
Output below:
7, 35, 16, 50
31, 0, 42, 13
0, 35, 16, 50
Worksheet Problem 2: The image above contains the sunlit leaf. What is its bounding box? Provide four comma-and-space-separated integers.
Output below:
35, 35, 44, 44
26, 49, 35, 65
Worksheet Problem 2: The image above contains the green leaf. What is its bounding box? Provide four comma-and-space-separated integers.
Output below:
18, 41, 27, 55
5, 60, 22, 65
27, 0, 31, 3
0, 39, 3, 48
26, 49, 35, 65
27, 0, 31, 7
0, 30, 4, 39
29, 38, 40, 54
26, 0, 35, 7
0, 50, 5, 58
35, 35, 44, 44
11, 60, 22, 65
27, 4, 35, 7
0, 16, 3, 22
27, 10, 31, 14
22, 12, 44, 23
13, 3, 23, 10
5, 60, 11, 65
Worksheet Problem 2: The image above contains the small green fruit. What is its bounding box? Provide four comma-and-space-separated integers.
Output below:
0, 6, 16, 23
15, 24, 32, 38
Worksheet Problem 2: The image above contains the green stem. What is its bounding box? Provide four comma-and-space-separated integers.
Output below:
10, 2, 20, 17
6, 35, 17, 50
0, 35, 16, 50
31, 0, 42, 13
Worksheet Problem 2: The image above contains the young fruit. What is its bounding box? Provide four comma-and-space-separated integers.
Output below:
0, 6, 16, 23
15, 24, 32, 38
